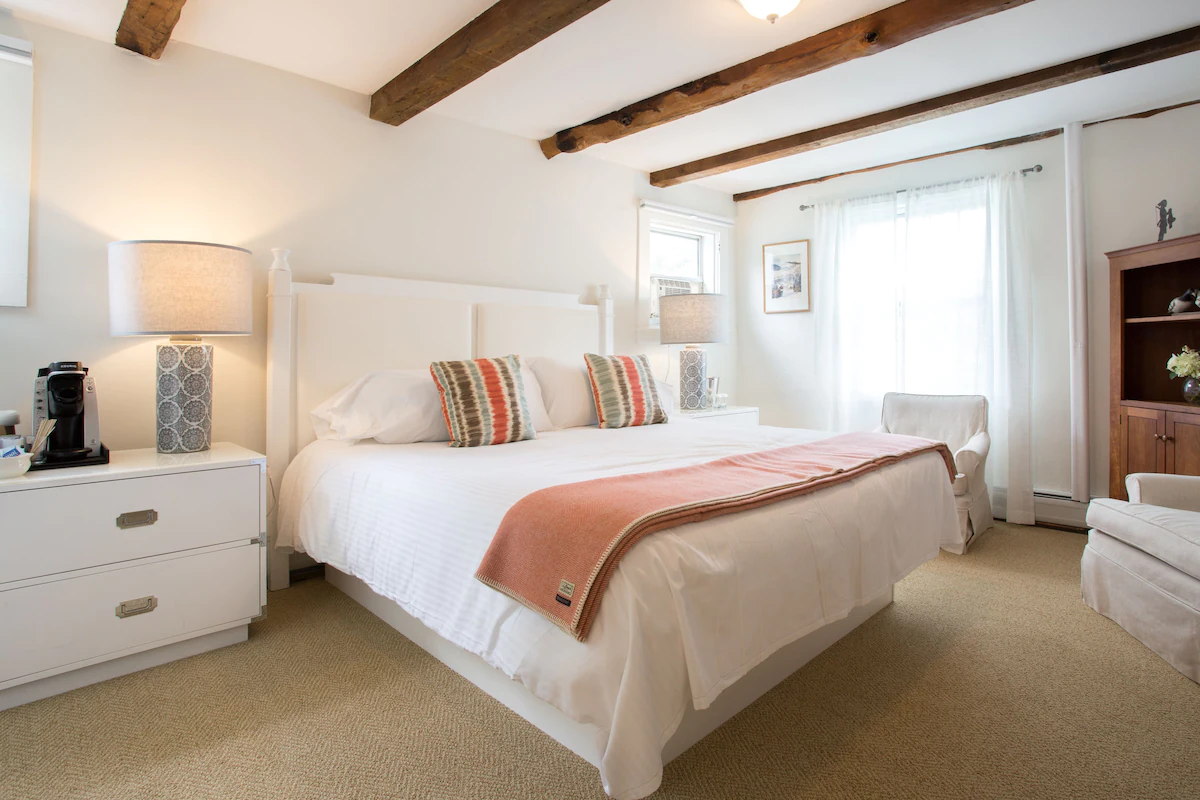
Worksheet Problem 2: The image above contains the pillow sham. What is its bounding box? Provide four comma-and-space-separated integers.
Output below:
583, 353, 668, 429
312, 365, 552, 445
430, 355, 538, 447
311, 369, 449, 444
526, 356, 598, 430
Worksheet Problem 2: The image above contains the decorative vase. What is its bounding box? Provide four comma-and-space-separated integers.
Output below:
1184, 377, 1200, 406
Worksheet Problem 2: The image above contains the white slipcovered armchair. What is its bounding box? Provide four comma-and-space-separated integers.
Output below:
1083, 474, 1200, 683
876, 393, 994, 554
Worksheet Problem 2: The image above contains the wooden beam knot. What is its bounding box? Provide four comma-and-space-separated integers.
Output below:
864, 31, 879, 45
618, 113, 634, 127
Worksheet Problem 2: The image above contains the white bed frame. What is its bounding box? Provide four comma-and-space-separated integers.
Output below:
264, 249, 893, 772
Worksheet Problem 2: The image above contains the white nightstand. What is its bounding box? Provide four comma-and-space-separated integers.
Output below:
0, 442, 266, 710
678, 406, 760, 427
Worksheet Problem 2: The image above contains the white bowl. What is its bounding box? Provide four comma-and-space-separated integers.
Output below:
0, 453, 32, 480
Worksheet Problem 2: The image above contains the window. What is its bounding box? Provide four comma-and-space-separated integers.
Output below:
637, 203, 730, 335
813, 172, 1033, 519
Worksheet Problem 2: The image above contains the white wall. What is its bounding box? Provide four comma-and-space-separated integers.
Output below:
734, 104, 1200, 499
1083, 104, 1200, 497
0, 19, 735, 452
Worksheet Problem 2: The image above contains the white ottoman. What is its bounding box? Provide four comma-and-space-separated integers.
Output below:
1082, 474, 1200, 683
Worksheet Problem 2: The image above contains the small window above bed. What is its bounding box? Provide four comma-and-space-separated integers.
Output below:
637, 202, 732, 339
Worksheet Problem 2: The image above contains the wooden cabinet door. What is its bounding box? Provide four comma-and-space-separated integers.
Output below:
1167, 411, 1200, 477
1119, 406, 1165, 498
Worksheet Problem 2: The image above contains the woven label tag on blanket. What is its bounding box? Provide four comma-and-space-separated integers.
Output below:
475, 432, 956, 642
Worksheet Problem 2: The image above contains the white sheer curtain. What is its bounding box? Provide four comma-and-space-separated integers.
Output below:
813, 173, 1034, 524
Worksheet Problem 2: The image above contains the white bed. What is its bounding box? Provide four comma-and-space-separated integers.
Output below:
265, 252, 959, 799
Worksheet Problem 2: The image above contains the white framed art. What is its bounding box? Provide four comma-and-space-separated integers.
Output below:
762, 239, 810, 314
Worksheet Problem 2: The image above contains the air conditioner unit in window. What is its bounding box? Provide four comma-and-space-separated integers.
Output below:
650, 276, 702, 323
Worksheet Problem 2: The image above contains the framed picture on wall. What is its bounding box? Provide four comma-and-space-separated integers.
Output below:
762, 239, 810, 313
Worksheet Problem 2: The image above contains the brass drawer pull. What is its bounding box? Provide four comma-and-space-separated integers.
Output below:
115, 595, 158, 619
116, 509, 158, 529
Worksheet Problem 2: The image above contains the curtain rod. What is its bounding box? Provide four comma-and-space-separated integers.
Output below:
796, 165, 1042, 210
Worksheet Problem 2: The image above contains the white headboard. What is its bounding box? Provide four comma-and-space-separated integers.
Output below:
264, 249, 613, 588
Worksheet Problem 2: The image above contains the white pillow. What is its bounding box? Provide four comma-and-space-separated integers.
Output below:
521, 364, 554, 433
527, 357, 598, 429
655, 379, 677, 418
312, 365, 553, 444
311, 369, 447, 444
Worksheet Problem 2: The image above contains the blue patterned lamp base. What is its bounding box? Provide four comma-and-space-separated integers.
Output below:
156, 343, 213, 454
679, 346, 708, 411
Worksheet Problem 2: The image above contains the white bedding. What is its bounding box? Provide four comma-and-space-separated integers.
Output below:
278, 420, 959, 799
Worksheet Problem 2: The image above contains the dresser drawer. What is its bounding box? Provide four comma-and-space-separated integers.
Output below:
0, 543, 261, 686
0, 466, 261, 584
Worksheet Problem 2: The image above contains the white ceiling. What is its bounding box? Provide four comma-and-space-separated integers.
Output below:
7, 0, 1200, 196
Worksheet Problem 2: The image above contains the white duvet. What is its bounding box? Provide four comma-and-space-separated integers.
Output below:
277, 420, 959, 798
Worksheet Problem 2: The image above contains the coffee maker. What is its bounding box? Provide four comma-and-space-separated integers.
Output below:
31, 361, 109, 469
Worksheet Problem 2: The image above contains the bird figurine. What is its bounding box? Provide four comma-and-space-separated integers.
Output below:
1168, 289, 1199, 315
1155, 200, 1176, 242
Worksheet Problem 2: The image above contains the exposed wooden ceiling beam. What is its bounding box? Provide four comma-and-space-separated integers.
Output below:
733, 96, 1200, 202
733, 129, 1063, 201
115, 0, 188, 59
539, 0, 1036, 159
371, 0, 613, 127
1082, 97, 1200, 126
650, 25, 1200, 188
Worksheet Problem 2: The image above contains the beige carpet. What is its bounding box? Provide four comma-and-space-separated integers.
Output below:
3, 523, 1198, 799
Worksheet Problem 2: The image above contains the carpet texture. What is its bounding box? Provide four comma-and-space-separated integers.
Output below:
2, 524, 1198, 799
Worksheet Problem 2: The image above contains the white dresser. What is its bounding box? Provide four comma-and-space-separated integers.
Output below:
679, 406, 759, 427
0, 443, 266, 710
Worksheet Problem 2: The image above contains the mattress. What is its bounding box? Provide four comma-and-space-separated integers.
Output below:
278, 419, 959, 798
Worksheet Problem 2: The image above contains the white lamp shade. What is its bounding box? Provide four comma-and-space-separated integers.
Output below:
737, 0, 801, 22
108, 240, 253, 336
659, 293, 730, 345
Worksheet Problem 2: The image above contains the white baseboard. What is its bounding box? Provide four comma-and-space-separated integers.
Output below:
991, 488, 1089, 529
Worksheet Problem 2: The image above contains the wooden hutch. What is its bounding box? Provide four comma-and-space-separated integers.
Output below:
1109, 232, 1200, 499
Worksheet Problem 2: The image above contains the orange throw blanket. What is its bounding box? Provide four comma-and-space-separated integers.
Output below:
476, 432, 956, 642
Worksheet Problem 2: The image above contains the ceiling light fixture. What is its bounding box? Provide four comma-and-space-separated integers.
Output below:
737, 0, 801, 24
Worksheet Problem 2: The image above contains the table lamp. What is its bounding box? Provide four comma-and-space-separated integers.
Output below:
108, 240, 253, 453
659, 293, 730, 410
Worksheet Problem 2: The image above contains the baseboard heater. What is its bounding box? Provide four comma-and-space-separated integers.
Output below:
991, 488, 1089, 531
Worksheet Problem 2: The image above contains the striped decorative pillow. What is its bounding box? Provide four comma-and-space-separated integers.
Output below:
430, 355, 537, 447
583, 354, 668, 429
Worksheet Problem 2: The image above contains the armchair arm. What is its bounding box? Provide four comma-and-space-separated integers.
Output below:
953, 431, 991, 487
1125, 473, 1200, 513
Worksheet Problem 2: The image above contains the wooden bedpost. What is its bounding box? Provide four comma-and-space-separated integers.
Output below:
597, 284, 614, 355
266, 248, 293, 591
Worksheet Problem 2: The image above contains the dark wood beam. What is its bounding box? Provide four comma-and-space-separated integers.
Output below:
732, 96, 1200, 201
1082, 97, 1200, 126
651, 25, 1200, 188
115, 0, 188, 59
539, 0, 1036, 159
371, 0, 613, 127
733, 129, 1063, 202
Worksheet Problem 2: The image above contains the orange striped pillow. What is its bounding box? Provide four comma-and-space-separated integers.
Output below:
583, 354, 667, 429
430, 355, 536, 447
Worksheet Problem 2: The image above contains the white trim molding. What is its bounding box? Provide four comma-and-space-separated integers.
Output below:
637, 200, 734, 228
1063, 123, 1091, 503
